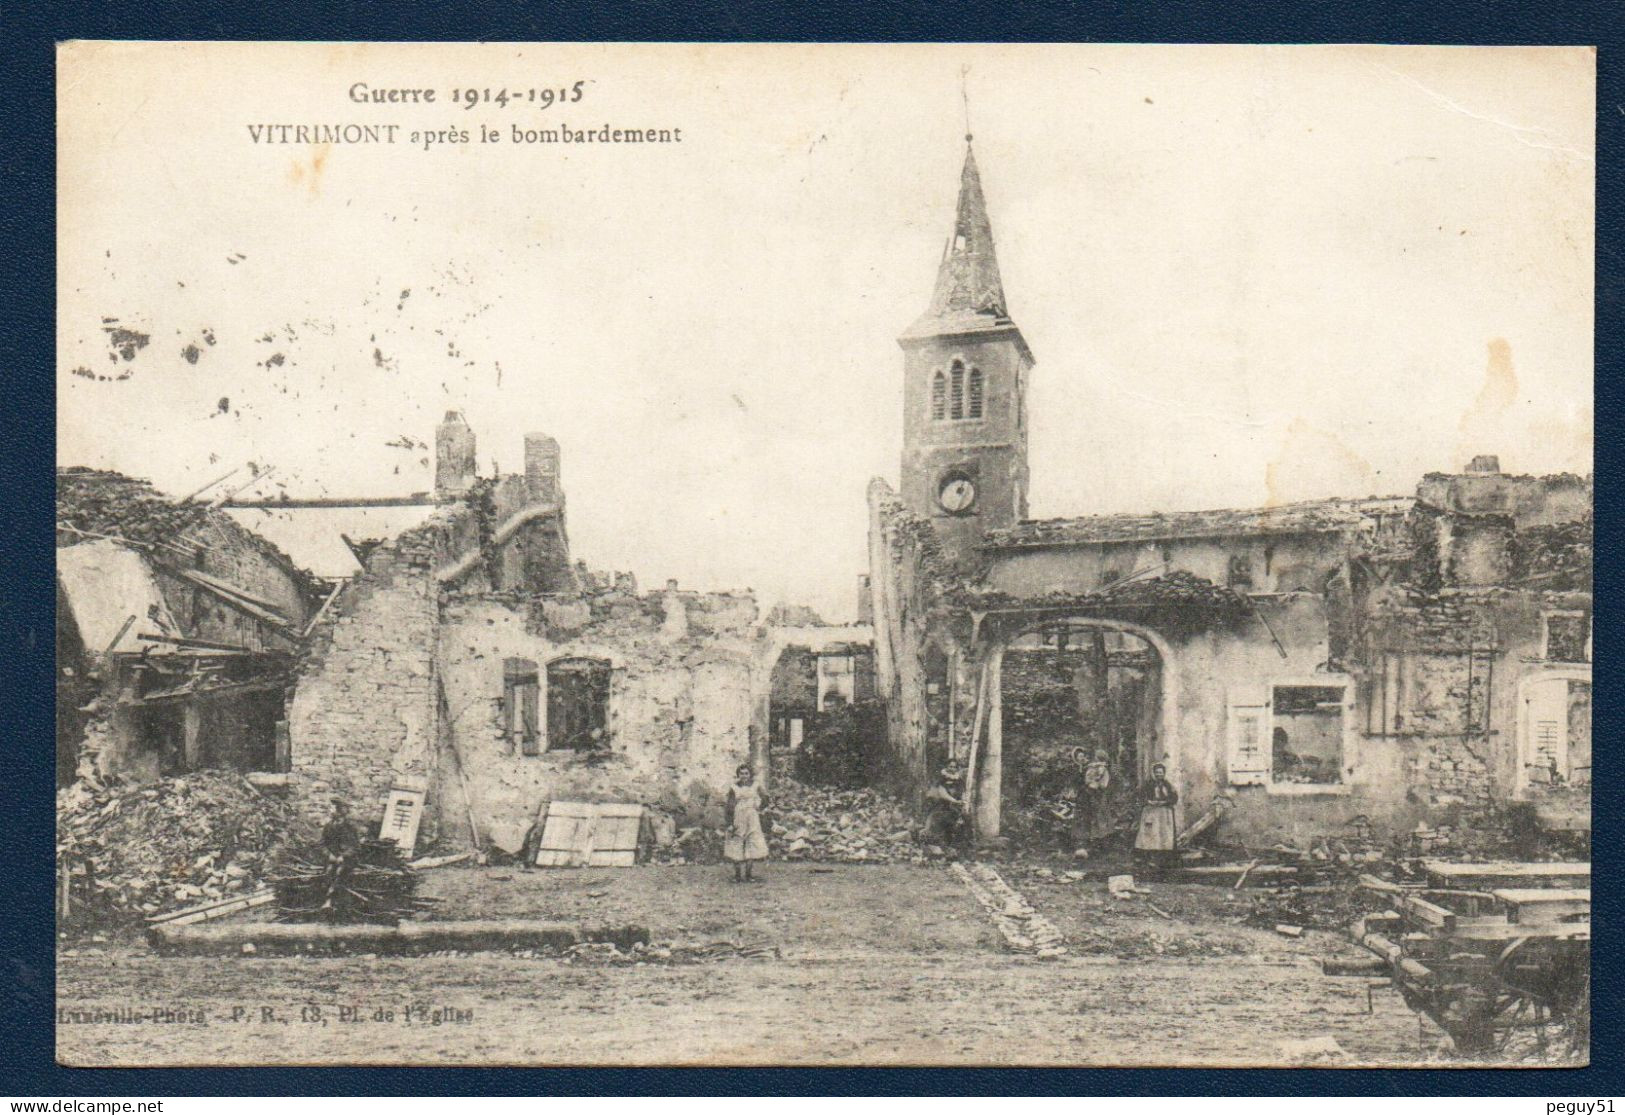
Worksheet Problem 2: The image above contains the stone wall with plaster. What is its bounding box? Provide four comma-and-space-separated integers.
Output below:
434, 586, 757, 850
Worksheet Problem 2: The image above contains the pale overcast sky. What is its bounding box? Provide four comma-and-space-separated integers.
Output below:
59, 43, 1594, 621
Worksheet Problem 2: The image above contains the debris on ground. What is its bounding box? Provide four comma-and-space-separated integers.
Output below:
761, 776, 926, 864
645, 825, 723, 866
676, 939, 783, 963
1107, 874, 1142, 898
1244, 880, 1390, 933
953, 861, 1068, 957
57, 771, 308, 931
270, 838, 424, 924
423, 936, 780, 966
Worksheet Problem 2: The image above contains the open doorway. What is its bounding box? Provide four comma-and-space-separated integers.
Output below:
992, 620, 1163, 843
767, 646, 818, 753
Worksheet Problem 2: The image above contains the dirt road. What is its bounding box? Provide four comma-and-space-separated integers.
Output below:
57, 862, 1451, 1066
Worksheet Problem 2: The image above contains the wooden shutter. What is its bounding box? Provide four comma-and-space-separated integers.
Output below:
534, 801, 597, 866
1227, 690, 1270, 786
520, 678, 541, 756
503, 677, 517, 751
378, 787, 426, 852
589, 804, 644, 867
504, 658, 540, 754
533, 801, 644, 867
1524, 678, 1569, 780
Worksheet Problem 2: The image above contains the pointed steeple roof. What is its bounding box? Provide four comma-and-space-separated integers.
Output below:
903, 140, 1027, 353
930, 144, 1006, 317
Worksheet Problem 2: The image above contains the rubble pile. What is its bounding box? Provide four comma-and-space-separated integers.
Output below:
953, 861, 1067, 957
1243, 883, 1389, 934
55, 466, 323, 599
956, 572, 1254, 633
57, 771, 308, 928
56, 467, 214, 550
768, 777, 924, 863
646, 821, 724, 865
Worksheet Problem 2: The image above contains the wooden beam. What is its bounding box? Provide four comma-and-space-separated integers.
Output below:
1177, 800, 1225, 847
1493, 888, 1590, 925
302, 582, 344, 637
146, 888, 274, 927
172, 567, 288, 616
137, 633, 260, 653
182, 702, 203, 769
222, 493, 434, 509
1423, 861, 1590, 888
208, 467, 277, 509
190, 677, 294, 700
1399, 893, 1460, 930
178, 465, 242, 504
166, 568, 297, 633
102, 614, 137, 656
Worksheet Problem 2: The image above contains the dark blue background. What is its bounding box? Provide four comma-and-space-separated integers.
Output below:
3, 0, 1618, 1096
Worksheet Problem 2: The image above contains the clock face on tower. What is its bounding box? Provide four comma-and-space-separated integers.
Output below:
938, 473, 977, 515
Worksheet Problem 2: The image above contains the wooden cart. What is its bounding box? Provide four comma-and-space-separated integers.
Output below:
1376, 885, 1589, 1055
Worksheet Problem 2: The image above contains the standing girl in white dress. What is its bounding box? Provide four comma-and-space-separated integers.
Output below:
724, 762, 770, 883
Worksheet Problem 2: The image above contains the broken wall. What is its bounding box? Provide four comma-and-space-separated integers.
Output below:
287, 527, 440, 829
435, 588, 756, 849
770, 646, 818, 709
867, 478, 959, 801
1416, 470, 1592, 528
1215, 585, 1589, 847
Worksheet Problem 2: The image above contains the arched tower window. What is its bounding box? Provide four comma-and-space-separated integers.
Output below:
930, 371, 947, 420
967, 367, 984, 419
949, 361, 965, 420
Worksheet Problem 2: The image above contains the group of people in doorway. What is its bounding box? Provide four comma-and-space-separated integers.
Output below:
1068, 747, 1179, 868
918, 749, 1181, 871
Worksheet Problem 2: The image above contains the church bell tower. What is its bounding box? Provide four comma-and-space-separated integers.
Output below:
899, 139, 1033, 569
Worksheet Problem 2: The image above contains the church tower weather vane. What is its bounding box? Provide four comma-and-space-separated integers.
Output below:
961, 63, 973, 144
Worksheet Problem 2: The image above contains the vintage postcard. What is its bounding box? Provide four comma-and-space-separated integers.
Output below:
55, 42, 1593, 1067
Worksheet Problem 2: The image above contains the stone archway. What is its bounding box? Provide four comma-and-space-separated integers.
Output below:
750, 623, 875, 783
972, 616, 1177, 840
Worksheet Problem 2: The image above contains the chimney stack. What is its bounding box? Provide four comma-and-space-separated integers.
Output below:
524, 432, 562, 505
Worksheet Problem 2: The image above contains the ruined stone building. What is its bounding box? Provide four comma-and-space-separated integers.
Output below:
283, 413, 854, 850
867, 142, 1592, 847
55, 469, 326, 786
57, 407, 878, 853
